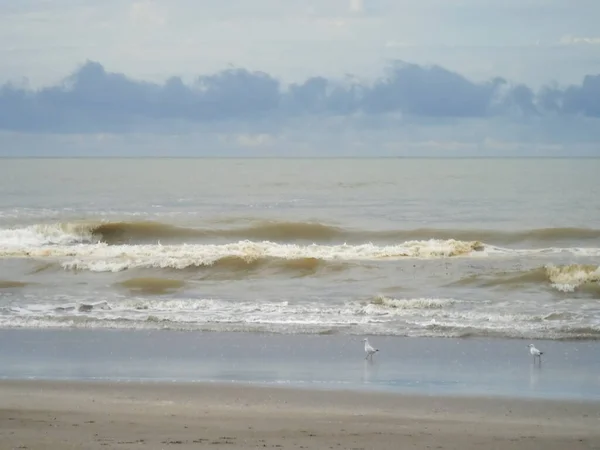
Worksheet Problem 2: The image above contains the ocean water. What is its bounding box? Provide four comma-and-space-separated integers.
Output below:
1, 158, 599, 340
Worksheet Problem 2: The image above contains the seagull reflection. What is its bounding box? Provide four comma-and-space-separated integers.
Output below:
361, 357, 379, 384
529, 360, 541, 390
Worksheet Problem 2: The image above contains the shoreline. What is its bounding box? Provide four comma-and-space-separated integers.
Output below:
1, 328, 599, 401
4, 376, 600, 406
1, 379, 599, 450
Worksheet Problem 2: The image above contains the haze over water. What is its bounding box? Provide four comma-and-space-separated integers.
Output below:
1, 158, 599, 340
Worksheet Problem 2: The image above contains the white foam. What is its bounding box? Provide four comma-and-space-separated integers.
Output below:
369, 295, 455, 310
0, 223, 96, 248
545, 264, 600, 292
3, 224, 600, 270
0, 295, 456, 326
0, 239, 487, 271
2, 293, 596, 340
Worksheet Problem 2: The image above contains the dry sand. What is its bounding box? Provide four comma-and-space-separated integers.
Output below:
1, 380, 599, 450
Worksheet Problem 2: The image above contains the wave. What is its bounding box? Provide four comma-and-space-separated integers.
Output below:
3, 317, 597, 340
0, 220, 344, 246
116, 277, 186, 295
0, 280, 30, 289
451, 264, 600, 294
0, 223, 95, 247
2, 220, 600, 246
546, 264, 600, 292
1, 295, 598, 340
176, 255, 350, 279
0, 239, 485, 272
368, 295, 454, 310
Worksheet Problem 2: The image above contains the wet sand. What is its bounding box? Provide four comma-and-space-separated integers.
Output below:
1, 379, 599, 450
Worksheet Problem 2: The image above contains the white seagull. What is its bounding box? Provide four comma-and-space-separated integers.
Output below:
363, 338, 379, 360
528, 343, 543, 362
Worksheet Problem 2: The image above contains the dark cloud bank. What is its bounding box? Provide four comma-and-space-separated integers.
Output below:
0, 60, 598, 133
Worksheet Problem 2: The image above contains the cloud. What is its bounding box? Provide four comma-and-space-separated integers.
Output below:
538, 74, 600, 117
0, 59, 599, 135
361, 62, 505, 117
560, 35, 600, 45
0, 61, 281, 132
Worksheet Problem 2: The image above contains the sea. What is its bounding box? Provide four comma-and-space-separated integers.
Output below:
1, 158, 599, 341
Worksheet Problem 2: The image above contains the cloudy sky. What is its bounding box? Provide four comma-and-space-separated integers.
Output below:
1, 0, 599, 156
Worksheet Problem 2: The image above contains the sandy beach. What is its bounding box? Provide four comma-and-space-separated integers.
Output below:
1, 380, 599, 450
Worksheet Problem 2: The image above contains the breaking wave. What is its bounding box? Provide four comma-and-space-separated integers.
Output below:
452, 264, 600, 295
1, 295, 598, 340
0, 220, 343, 246
545, 264, 600, 292
2, 220, 600, 246
2, 219, 600, 340
0, 239, 486, 272
368, 295, 455, 310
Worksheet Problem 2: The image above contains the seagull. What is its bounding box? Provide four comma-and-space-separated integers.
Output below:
363, 338, 379, 360
528, 343, 543, 362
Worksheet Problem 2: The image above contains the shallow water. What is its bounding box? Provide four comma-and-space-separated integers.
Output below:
1, 158, 600, 339
1, 329, 599, 400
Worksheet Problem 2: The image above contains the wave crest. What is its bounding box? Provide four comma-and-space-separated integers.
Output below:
1, 239, 485, 272
546, 264, 600, 292
369, 295, 454, 310
2, 220, 600, 247
452, 264, 600, 294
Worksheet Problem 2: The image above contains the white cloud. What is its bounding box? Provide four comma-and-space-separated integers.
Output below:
560, 35, 600, 45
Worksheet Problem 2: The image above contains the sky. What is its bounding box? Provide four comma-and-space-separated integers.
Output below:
1, 0, 599, 156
